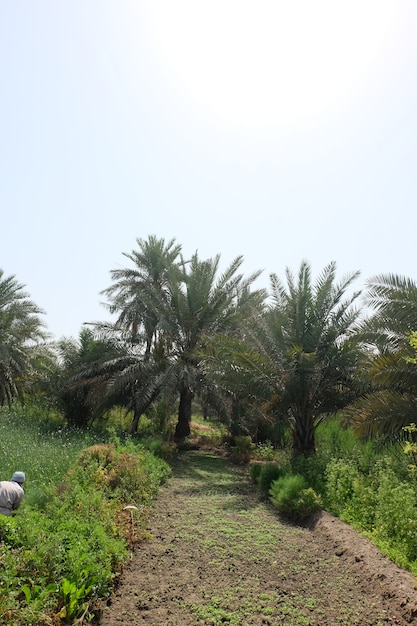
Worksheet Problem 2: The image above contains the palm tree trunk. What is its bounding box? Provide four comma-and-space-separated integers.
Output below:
130, 407, 141, 434
174, 385, 193, 442
291, 414, 316, 457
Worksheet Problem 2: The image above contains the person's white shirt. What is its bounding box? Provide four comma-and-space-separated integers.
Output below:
0, 480, 24, 516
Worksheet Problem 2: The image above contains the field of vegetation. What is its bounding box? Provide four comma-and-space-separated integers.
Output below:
0, 405, 171, 625
2, 236, 417, 622
101, 449, 417, 626
1, 405, 417, 624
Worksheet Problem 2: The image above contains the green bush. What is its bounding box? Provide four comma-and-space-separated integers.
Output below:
258, 463, 285, 495
269, 474, 322, 521
230, 435, 254, 464
147, 437, 178, 462
375, 469, 417, 561
254, 440, 277, 461
325, 458, 360, 516
248, 462, 263, 483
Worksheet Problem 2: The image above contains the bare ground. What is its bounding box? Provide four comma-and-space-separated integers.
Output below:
99, 450, 417, 626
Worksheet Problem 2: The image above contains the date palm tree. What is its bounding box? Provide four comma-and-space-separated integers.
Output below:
153, 252, 265, 441
0, 269, 47, 405
245, 261, 362, 455
342, 273, 417, 437
101, 235, 182, 358
100, 244, 265, 439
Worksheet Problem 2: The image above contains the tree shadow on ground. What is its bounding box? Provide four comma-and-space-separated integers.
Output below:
169, 450, 265, 512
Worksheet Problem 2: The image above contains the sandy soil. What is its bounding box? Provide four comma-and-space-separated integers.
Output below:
98, 451, 417, 626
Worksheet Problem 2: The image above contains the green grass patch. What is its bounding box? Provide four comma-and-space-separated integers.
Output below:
0, 405, 170, 624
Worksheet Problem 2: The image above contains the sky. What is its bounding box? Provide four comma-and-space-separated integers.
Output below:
1, 1, 417, 340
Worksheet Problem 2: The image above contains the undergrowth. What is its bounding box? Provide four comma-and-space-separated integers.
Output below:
251, 419, 417, 577
0, 407, 170, 625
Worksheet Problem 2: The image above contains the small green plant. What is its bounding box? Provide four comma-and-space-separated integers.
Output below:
403, 423, 417, 475
269, 474, 322, 521
254, 440, 277, 461
230, 435, 254, 464
325, 458, 360, 516
248, 462, 263, 483
58, 577, 94, 620
258, 463, 285, 495
147, 437, 178, 461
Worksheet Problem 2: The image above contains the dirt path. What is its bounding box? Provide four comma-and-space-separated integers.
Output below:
99, 451, 417, 625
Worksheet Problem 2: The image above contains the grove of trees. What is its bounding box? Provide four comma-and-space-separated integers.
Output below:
2, 235, 417, 456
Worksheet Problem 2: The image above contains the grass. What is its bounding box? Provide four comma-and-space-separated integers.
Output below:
0, 405, 171, 625
0, 404, 100, 503
119, 449, 396, 626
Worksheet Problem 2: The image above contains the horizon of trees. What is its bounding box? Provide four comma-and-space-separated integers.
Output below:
2, 235, 417, 455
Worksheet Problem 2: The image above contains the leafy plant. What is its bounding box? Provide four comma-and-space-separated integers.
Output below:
230, 435, 254, 464
269, 474, 322, 521
258, 463, 285, 495
248, 462, 263, 483
325, 458, 360, 516
0, 407, 171, 625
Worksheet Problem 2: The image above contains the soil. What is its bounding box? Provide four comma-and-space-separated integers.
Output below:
99, 450, 417, 626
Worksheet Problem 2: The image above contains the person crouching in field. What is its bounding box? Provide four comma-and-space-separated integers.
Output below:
0, 471, 25, 516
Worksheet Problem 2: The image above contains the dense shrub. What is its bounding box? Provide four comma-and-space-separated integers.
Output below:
258, 463, 285, 495
375, 468, 417, 562
146, 437, 178, 461
269, 474, 322, 521
325, 458, 361, 516
230, 435, 254, 464
248, 462, 263, 483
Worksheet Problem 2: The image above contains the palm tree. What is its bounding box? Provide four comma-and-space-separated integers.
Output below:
100, 247, 265, 439
244, 261, 362, 456
0, 270, 47, 405
101, 235, 182, 357
50, 327, 128, 427
342, 274, 417, 438
156, 252, 265, 441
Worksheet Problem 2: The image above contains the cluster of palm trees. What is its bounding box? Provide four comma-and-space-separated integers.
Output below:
1, 236, 417, 456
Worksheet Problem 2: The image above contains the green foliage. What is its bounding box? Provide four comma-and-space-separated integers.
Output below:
0, 406, 170, 625
0, 269, 47, 406
0, 514, 20, 546
403, 422, 417, 475
258, 463, 285, 495
230, 435, 254, 464
375, 468, 417, 561
269, 474, 322, 521
325, 458, 361, 517
248, 462, 263, 483
146, 437, 178, 462
253, 440, 278, 461
0, 404, 99, 495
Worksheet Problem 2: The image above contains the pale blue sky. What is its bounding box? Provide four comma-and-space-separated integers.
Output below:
2, 1, 416, 339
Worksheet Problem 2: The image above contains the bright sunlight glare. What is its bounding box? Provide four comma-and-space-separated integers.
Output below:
147, 0, 399, 132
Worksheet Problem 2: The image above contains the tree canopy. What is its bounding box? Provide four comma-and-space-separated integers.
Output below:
0, 269, 47, 405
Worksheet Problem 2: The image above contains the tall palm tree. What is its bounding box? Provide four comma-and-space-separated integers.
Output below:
0, 270, 47, 405
143, 251, 265, 441
357, 273, 417, 352
245, 261, 362, 455
100, 248, 265, 439
101, 235, 182, 358
342, 273, 417, 437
